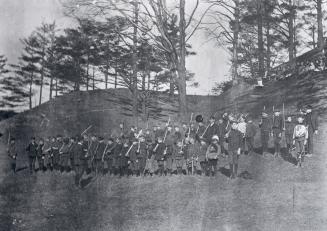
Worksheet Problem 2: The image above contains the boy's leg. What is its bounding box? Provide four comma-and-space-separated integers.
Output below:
213, 159, 218, 176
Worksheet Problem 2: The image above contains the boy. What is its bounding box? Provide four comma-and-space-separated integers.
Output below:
112, 138, 123, 176
305, 105, 318, 157
136, 136, 148, 176
293, 116, 308, 167
26, 137, 38, 174
59, 137, 71, 172
172, 140, 187, 175
205, 135, 221, 177
36, 139, 45, 171
259, 112, 272, 156
103, 138, 116, 175
198, 138, 208, 175
52, 135, 62, 170
227, 121, 243, 179
272, 109, 283, 158
285, 116, 295, 153
245, 116, 257, 155
154, 136, 166, 176
186, 137, 200, 175
237, 116, 247, 154
202, 116, 219, 143
71, 136, 84, 187
94, 136, 106, 175
120, 141, 130, 176
7, 137, 17, 173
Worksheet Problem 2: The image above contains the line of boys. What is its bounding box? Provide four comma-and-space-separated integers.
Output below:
7, 105, 318, 184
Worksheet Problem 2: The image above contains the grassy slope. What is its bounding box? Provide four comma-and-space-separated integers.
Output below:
1, 131, 327, 231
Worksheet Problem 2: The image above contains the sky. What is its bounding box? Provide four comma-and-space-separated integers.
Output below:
0, 0, 230, 102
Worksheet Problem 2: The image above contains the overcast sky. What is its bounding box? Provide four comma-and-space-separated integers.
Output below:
0, 0, 230, 98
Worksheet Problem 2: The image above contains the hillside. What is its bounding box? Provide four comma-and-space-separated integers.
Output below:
1, 69, 327, 148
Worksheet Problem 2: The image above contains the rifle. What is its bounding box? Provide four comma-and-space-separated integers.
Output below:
200, 124, 210, 139
283, 103, 285, 130
187, 113, 194, 138
153, 143, 159, 152
81, 125, 92, 136
101, 142, 110, 162
163, 116, 171, 142
125, 143, 136, 157
7, 130, 10, 146
103, 143, 116, 161
91, 142, 99, 163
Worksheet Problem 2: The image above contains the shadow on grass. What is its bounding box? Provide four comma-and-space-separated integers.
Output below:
280, 148, 298, 166
218, 167, 231, 178
15, 166, 28, 173
238, 171, 253, 180
80, 176, 94, 189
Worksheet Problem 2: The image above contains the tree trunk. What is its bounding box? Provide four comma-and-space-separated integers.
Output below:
147, 71, 151, 90
86, 55, 89, 91
132, 0, 139, 124
257, 1, 265, 80
317, 0, 324, 49
105, 63, 109, 89
115, 67, 118, 89
169, 66, 175, 96
266, 21, 271, 77
92, 66, 95, 90
178, 0, 187, 120
55, 77, 58, 97
29, 72, 34, 109
288, 0, 295, 69
232, 0, 240, 83
49, 75, 53, 100
39, 64, 44, 106
312, 26, 316, 49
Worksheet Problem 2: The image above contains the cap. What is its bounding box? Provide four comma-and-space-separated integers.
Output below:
212, 135, 219, 141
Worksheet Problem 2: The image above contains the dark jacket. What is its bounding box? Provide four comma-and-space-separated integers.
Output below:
203, 123, 219, 141
71, 142, 84, 166
260, 117, 272, 132
26, 142, 38, 157
217, 123, 226, 139
154, 143, 166, 161
245, 122, 257, 138
95, 141, 106, 160
36, 144, 44, 157
305, 112, 318, 131
104, 143, 116, 160
172, 145, 186, 160
272, 115, 283, 133
8, 143, 17, 159
227, 129, 243, 152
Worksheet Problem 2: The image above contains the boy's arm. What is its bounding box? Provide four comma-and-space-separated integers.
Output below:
305, 126, 309, 141
238, 132, 242, 154
292, 126, 296, 144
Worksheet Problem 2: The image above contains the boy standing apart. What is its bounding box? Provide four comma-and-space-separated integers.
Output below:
227, 121, 243, 179
293, 116, 308, 167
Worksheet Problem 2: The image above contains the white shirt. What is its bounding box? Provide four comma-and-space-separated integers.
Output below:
237, 122, 247, 135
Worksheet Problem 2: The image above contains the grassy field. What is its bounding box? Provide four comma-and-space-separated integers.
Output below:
1, 123, 327, 231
